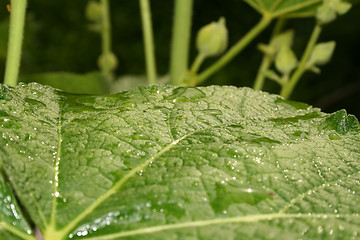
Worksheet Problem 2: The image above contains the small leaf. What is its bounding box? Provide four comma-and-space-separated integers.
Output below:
307, 41, 336, 67
262, 70, 282, 84
319, 109, 359, 133
275, 46, 298, 75
257, 43, 275, 56
309, 65, 321, 73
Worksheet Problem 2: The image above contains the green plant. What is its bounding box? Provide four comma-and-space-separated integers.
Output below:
0, 1, 359, 240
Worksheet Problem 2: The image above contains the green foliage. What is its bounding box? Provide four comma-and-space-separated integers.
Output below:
0, 175, 34, 240
0, 83, 359, 239
19, 72, 109, 95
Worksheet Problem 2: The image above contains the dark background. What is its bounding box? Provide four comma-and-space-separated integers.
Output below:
0, 0, 359, 117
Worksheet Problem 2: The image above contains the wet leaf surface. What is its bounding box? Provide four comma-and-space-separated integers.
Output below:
0, 83, 359, 239
0, 175, 33, 240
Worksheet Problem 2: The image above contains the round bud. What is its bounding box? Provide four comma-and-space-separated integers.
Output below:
196, 17, 228, 58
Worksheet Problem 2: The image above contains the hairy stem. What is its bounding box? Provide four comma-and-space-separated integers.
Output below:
3, 0, 27, 87
139, 0, 157, 84
280, 24, 322, 99
170, 0, 193, 85
253, 18, 285, 90
196, 15, 272, 85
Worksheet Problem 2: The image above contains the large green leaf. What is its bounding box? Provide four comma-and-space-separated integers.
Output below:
0, 83, 359, 240
0, 175, 34, 240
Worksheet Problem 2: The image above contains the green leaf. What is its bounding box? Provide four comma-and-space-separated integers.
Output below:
0, 175, 34, 240
0, 83, 360, 240
19, 72, 109, 95
244, 0, 355, 18
244, 0, 323, 17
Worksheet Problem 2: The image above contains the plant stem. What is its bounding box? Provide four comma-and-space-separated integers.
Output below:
3, 0, 27, 87
190, 53, 205, 74
100, 0, 113, 78
196, 15, 272, 85
139, 0, 157, 84
170, 0, 193, 86
253, 56, 272, 90
253, 18, 285, 90
280, 24, 322, 99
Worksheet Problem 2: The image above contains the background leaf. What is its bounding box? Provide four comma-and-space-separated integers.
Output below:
244, 0, 322, 16
0, 83, 359, 239
19, 72, 109, 95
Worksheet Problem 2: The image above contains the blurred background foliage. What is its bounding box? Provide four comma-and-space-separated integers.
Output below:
0, 0, 359, 117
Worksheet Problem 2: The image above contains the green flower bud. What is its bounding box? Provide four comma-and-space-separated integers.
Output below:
275, 46, 298, 75
270, 30, 294, 54
334, 1, 351, 15
307, 41, 336, 67
316, 0, 352, 25
258, 30, 294, 60
316, 4, 337, 25
98, 52, 118, 72
86, 0, 103, 22
196, 17, 228, 57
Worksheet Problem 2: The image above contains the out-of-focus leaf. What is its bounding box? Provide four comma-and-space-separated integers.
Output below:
111, 75, 169, 93
244, 0, 322, 17
19, 72, 109, 95
244, 0, 357, 18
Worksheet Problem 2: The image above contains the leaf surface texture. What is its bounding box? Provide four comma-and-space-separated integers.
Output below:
0, 83, 359, 239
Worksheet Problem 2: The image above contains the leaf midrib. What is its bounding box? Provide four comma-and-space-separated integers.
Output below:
49, 101, 64, 228
55, 134, 186, 238
46, 102, 355, 239
54, 114, 249, 238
